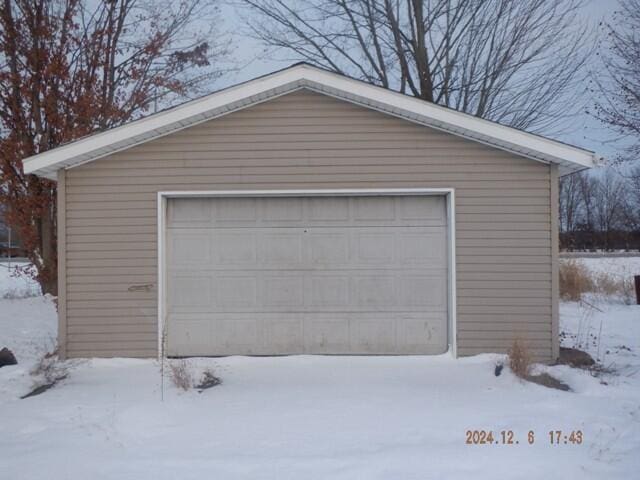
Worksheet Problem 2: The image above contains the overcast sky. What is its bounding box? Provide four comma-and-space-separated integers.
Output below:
219, 0, 622, 161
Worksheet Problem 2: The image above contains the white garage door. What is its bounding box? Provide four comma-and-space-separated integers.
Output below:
165, 195, 449, 356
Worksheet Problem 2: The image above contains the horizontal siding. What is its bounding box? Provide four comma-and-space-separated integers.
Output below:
63, 89, 553, 360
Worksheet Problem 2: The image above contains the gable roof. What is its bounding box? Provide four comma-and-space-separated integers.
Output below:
23, 63, 596, 179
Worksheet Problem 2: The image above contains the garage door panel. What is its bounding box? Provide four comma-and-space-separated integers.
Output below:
166, 312, 447, 355
214, 276, 258, 308
168, 271, 447, 314
309, 275, 349, 307
398, 233, 447, 265
308, 233, 349, 264
166, 318, 212, 356
214, 197, 258, 223
308, 197, 350, 221
216, 232, 257, 264
262, 275, 305, 307
168, 276, 211, 309
260, 233, 303, 264
353, 275, 395, 306
169, 232, 211, 263
398, 275, 447, 307
353, 196, 395, 221
263, 197, 304, 222
398, 315, 448, 353
350, 319, 396, 352
166, 195, 449, 355
305, 318, 351, 353
168, 197, 212, 225
167, 196, 447, 228
214, 318, 261, 351
398, 195, 446, 222
355, 233, 395, 264
265, 317, 304, 352
169, 226, 447, 270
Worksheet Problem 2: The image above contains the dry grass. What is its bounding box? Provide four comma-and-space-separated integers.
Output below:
30, 347, 68, 384
168, 361, 222, 392
22, 347, 70, 399
169, 359, 194, 391
559, 259, 634, 303
508, 339, 532, 379
560, 259, 594, 301
527, 372, 571, 391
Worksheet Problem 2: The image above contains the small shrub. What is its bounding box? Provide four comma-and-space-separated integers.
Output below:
30, 347, 68, 384
559, 259, 594, 301
22, 347, 69, 398
508, 339, 531, 379
169, 359, 194, 391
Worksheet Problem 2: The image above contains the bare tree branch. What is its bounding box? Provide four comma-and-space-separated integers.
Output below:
239, 0, 592, 134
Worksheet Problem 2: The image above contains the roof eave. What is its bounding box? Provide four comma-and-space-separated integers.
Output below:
23, 63, 596, 179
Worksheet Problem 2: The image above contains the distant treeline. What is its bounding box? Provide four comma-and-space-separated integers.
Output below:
560, 229, 640, 251
560, 168, 640, 251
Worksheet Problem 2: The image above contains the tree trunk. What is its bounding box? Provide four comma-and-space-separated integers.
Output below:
40, 201, 57, 296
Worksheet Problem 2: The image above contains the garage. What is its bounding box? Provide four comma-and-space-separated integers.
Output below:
22, 64, 597, 361
164, 193, 450, 356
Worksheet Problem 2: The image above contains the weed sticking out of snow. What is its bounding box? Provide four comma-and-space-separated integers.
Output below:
22, 346, 70, 399
167, 359, 222, 392
560, 298, 609, 362
0, 263, 40, 299
168, 359, 194, 391
508, 339, 531, 379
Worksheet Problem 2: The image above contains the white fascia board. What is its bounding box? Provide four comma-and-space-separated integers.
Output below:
23, 63, 596, 179
23, 68, 308, 177
300, 69, 596, 170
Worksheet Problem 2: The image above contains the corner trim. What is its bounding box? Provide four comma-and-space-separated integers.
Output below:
57, 169, 67, 359
550, 165, 560, 361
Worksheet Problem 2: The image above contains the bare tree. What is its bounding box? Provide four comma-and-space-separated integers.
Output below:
239, 0, 591, 134
577, 171, 596, 226
592, 169, 627, 251
559, 172, 585, 249
592, 0, 640, 165
623, 164, 640, 232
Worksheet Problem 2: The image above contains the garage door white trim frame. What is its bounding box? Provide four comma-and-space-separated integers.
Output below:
157, 188, 457, 358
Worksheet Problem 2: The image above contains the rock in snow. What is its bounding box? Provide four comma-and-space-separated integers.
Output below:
0, 347, 17, 367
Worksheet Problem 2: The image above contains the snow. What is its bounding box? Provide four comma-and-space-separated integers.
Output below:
0, 261, 40, 299
1, 260, 639, 479
572, 255, 640, 281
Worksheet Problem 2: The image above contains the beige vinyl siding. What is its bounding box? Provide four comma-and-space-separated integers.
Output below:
63, 89, 555, 360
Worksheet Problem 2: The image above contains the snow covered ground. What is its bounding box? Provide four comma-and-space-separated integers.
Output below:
570, 255, 640, 282
0, 261, 40, 299
1, 260, 639, 479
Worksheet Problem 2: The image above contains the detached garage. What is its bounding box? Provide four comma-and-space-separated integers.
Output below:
23, 64, 595, 362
